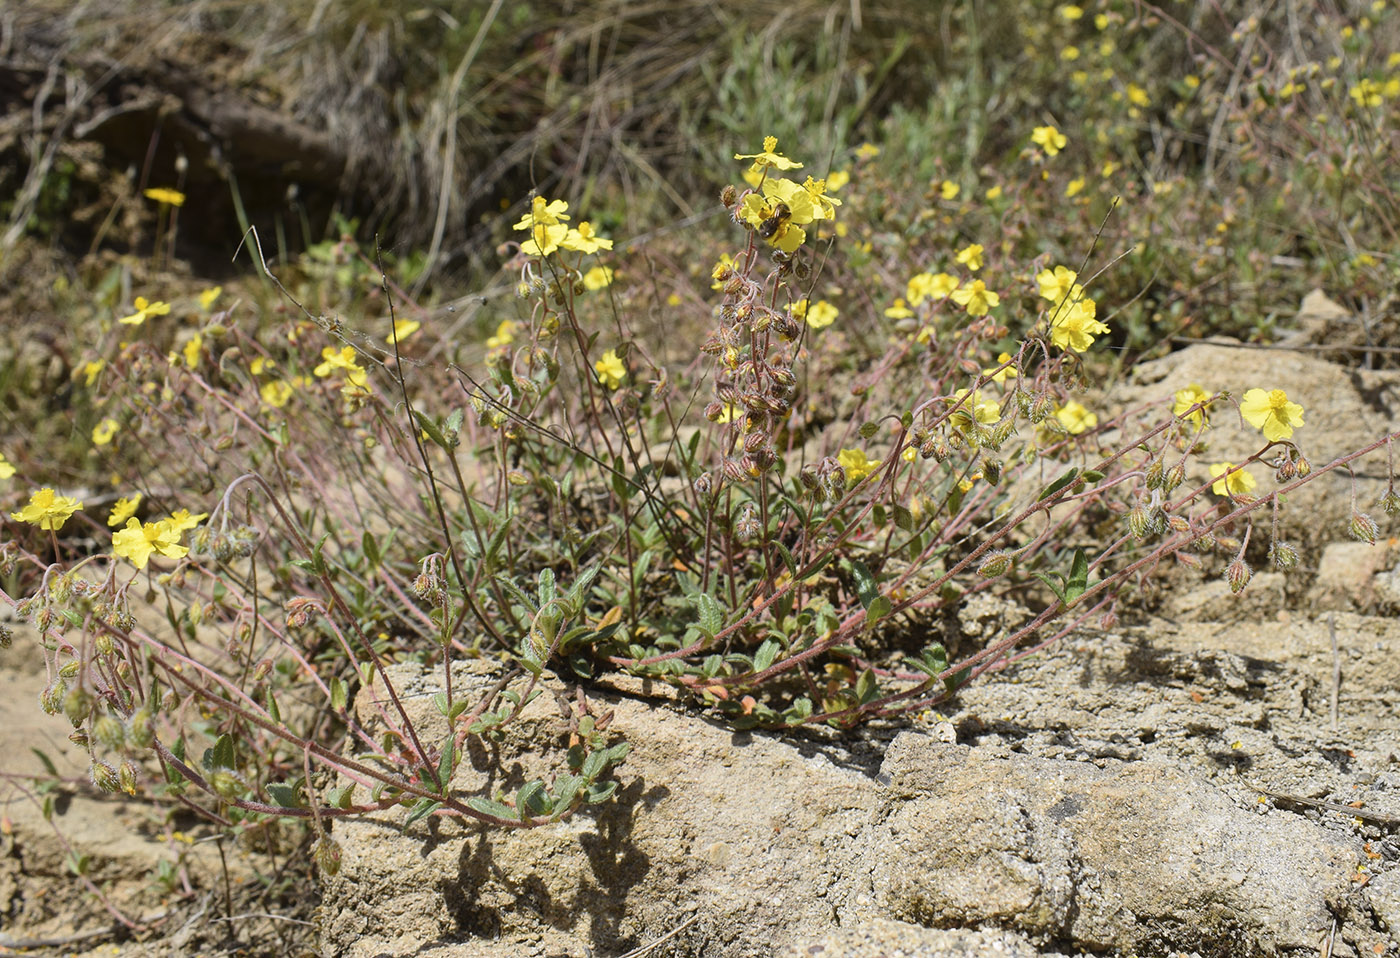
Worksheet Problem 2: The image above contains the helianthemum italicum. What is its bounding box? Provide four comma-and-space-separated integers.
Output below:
1240, 388, 1304, 442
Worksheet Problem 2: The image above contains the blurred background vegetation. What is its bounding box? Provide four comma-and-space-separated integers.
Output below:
1, 0, 1396, 383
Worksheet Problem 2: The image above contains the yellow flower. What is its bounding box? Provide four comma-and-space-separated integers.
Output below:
734, 136, 803, 171
143, 187, 186, 207
1065, 177, 1086, 198
314, 346, 362, 378
1031, 126, 1068, 156
802, 176, 842, 219
486, 320, 517, 349
950, 279, 1000, 317
825, 169, 851, 191
521, 222, 569, 257
985, 185, 1003, 200
11, 488, 83, 531
118, 296, 171, 326
250, 357, 274, 375
76, 359, 105, 386
983, 352, 1019, 384
804, 300, 839, 329
180, 333, 203, 369
1036, 265, 1080, 302
955, 244, 984, 271
261, 380, 294, 408
837, 448, 882, 484
164, 508, 208, 532
386, 319, 420, 345
1172, 383, 1212, 427
1126, 83, 1150, 107
512, 197, 570, 230
1240, 388, 1305, 442
854, 142, 881, 160
561, 221, 613, 253
1350, 79, 1383, 107
908, 272, 959, 305
0, 453, 15, 480
884, 298, 914, 319
1059, 4, 1083, 19
198, 286, 222, 310
595, 349, 626, 390
949, 388, 1001, 437
92, 418, 120, 446
1049, 298, 1109, 352
107, 493, 142, 527
1210, 462, 1257, 497
1055, 401, 1098, 435
939, 180, 960, 200
741, 177, 817, 252
583, 266, 615, 290
1061, 45, 1080, 61
112, 517, 188, 570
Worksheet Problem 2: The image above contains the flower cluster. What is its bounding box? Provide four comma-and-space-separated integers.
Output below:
734, 137, 841, 253
514, 196, 614, 258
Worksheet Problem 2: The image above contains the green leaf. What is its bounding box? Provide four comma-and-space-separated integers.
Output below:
1065, 548, 1089, 605
266, 782, 302, 808
753, 638, 781, 673
437, 739, 456, 783
516, 780, 549, 818
330, 677, 347, 712
265, 687, 281, 725
858, 421, 879, 439
893, 503, 914, 532
696, 593, 723, 637
552, 774, 583, 810
847, 560, 879, 610
326, 785, 354, 809
202, 733, 235, 773
855, 668, 878, 705
865, 595, 892, 628
467, 797, 518, 820
1081, 469, 1105, 483
413, 410, 450, 450
432, 692, 450, 717
1038, 468, 1080, 502
403, 798, 443, 827
581, 750, 606, 781
537, 568, 556, 607
770, 540, 799, 577
585, 781, 618, 804
1031, 570, 1068, 606
30, 748, 58, 778
361, 530, 381, 570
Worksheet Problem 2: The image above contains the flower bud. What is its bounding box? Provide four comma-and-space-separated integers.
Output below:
69, 728, 90, 749
90, 761, 120, 793
1268, 541, 1299, 570
58, 660, 80, 680
1226, 557, 1252, 594
981, 458, 1002, 485
315, 836, 343, 876
40, 679, 67, 715
1381, 487, 1400, 517
210, 769, 242, 800
1348, 511, 1379, 545
1126, 504, 1150, 540
1294, 456, 1311, 477
1144, 458, 1164, 490
720, 184, 737, 207
63, 687, 94, 727
1164, 463, 1186, 493
977, 551, 1013, 579
93, 715, 125, 750
119, 761, 139, 795
128, 708, 154, 748
693, 472, 714, 495
1168, 515, 1190, 534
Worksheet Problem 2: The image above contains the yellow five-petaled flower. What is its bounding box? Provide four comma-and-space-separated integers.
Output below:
119, 296, 172, 326
11, 488, 83, 531
594, 349, 626, 390
1240, 388, 1304, 442
112, 518, 188, 570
